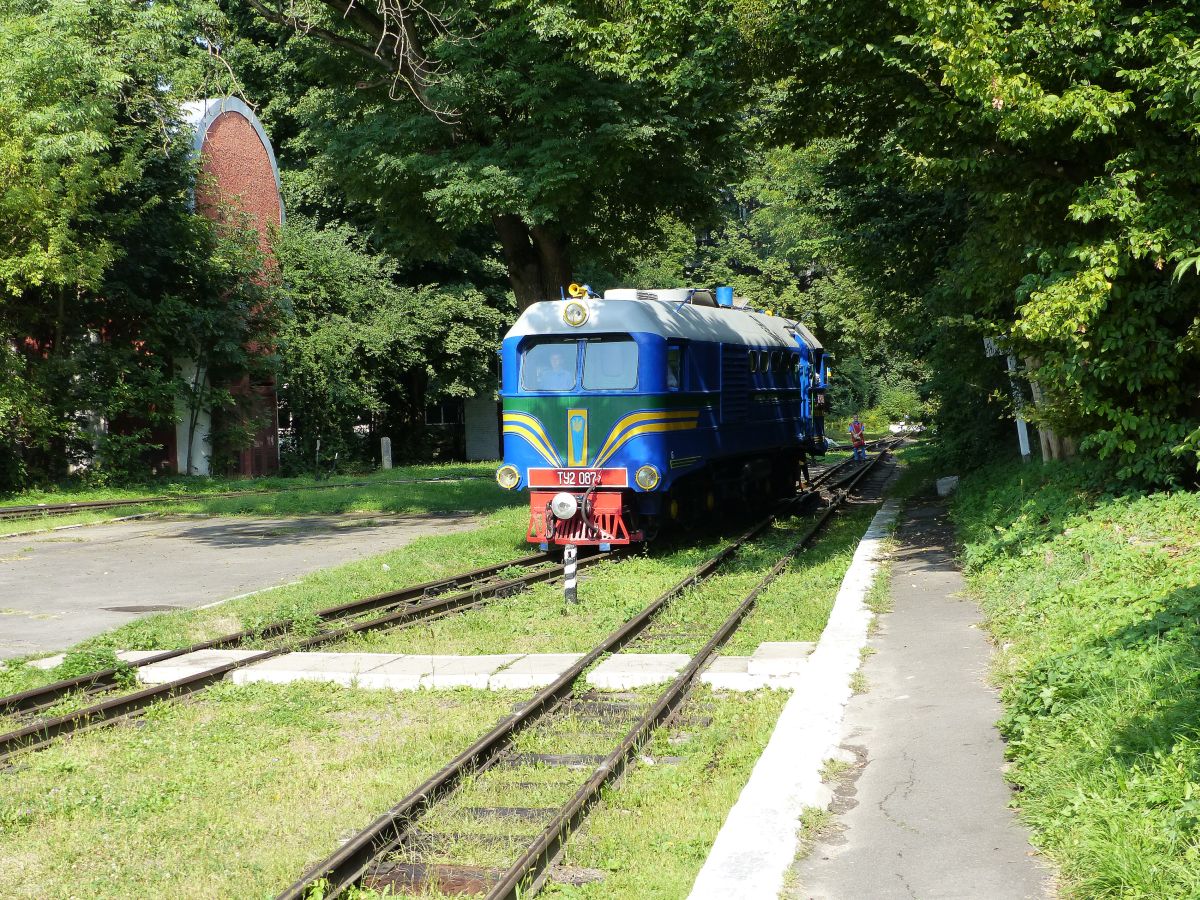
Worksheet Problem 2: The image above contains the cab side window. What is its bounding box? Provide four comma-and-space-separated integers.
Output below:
667, 345, 683, 391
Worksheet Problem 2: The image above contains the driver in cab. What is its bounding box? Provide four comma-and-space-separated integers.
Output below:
542, 349, 575, 390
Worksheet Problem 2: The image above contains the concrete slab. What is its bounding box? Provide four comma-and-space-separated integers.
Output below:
423, 654, 525, 689
746, 641, 816, 677
789, 499, 1053, 898
26, 654, 66, 670
0, 511, 478, 660
700, 656, 766, 691
587, 653, 690, 690
230, 652, 402, 686
354, 655, 440, 690
137, 648, 267, 684
120, 650, 167, 664
489, 654, 583, 689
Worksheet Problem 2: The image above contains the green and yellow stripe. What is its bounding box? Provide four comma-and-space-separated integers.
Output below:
503, 412, 564, 467
593, 409, 699, 467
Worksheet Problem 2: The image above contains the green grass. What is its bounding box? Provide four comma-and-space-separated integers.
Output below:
0, 471, 894, 899
952, 458, 1200, 898
0, 462, 505, 536
2, 461, 496, 505
0, 493, 879, 701
319, 502, 879, 660
0, 682, 523, 898
342, 688, 789, 900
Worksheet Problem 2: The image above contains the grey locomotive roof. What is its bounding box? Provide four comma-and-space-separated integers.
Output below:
505, 289, 822, 351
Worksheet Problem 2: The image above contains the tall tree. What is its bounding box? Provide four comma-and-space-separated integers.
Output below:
748, 0, 1200, 483
236, 0, 748, 309
272, 217, 502, 464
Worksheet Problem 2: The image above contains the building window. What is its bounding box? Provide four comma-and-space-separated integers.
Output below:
426, 399, 464, 425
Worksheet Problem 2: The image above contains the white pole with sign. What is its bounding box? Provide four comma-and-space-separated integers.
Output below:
984, 338, 1032, 463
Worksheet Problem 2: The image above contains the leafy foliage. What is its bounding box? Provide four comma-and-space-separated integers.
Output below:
612, 142, 932, 424
752, 0, 1200, 484
954, 459, 1200, 895
0, 0, 276, 489
273, 218, 502, 467
232, 0, 749, 307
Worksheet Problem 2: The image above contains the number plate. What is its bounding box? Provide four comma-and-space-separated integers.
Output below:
528, 468, 628, 488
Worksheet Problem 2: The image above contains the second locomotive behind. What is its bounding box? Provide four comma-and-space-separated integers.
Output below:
494, 287, 829, 549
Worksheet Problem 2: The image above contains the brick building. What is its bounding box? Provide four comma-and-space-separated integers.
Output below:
170, 97, 284, 476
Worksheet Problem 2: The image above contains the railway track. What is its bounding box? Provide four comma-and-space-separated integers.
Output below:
277, 448, 891, 899
0, 450, 887, 764
0, 550, 606, 762
0, 474, 488, 522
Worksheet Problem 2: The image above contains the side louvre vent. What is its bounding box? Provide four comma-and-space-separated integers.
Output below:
635, 290, 658, 302
721, 344, 749, 423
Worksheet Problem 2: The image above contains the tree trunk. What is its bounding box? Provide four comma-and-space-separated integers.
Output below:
492, 214, 574, 311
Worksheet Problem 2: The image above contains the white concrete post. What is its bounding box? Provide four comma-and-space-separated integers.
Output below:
985, 338, 1033, 464
381, 436, 393, 470
1007, 355, 1032, 463
563, 544, 578, 605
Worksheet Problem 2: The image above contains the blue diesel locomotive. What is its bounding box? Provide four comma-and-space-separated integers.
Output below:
494, 287, 829, 549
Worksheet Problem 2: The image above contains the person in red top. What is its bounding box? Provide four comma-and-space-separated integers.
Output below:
849, 415, 867, 461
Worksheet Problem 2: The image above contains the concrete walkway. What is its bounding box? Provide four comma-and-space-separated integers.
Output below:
0, 512, 476, 660
791, 499, 1054, 900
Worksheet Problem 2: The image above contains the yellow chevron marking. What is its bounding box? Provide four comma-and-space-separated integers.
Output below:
594, 420, 697, 467
502, 413, 563, 465
503, 423, 562, 467
594, 409, 698, 464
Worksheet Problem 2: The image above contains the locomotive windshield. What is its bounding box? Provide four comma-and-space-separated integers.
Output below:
583, 338, 638, 391
521, 340, 578, 392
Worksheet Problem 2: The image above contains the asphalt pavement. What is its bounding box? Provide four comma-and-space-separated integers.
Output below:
0, 512, 477, 660
790, 498, 1055, 899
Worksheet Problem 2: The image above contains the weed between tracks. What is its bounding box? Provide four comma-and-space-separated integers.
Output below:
0, 682, 524, 898
0, 476, 887, 899
343, 687, 788, 900
538, 688, 788, 900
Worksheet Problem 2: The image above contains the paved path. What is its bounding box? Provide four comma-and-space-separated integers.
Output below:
791, 499, 1054, 900
0, 513, 476, 660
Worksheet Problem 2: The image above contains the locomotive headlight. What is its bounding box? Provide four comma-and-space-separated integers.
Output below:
550, 491, 578, 519
635, 464, 660, 490
563, 301, 589, 327
496, 465, 520, 490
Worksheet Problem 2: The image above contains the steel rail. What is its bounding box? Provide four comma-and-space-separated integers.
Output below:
0, 552, 610, 763
0, 455, 869, 762
488, 449, 890, 899
0, 552, 551, 718
274, 459, 879, 899
1, 456, 862, 719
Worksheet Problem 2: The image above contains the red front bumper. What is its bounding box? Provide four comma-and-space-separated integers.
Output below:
527, 491, 636, 545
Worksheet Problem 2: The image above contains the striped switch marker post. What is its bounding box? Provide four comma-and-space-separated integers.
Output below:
564, 544, 578, 605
